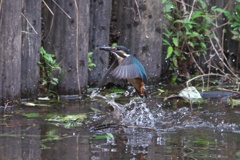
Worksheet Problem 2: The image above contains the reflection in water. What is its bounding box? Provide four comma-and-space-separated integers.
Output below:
89, 91, 240, 159
0, 89, 240, 159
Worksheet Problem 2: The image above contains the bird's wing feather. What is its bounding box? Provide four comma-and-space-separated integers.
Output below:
110, 56, 147, 83
97, 59, 119, 88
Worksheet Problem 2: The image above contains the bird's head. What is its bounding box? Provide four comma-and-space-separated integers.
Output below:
99, 46, 130, 58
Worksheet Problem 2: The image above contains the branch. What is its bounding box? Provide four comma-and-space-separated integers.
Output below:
52, 0, 71, 19
209, 35, 239, 78
190, 52, 205, 74
43, 0, 54, 15
188, 0, 196, 21
21, 13, 38, 34
186, 73, 234, 87
134, 0, 142, 21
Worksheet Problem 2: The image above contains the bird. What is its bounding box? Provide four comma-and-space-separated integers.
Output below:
97, 45, 147, 98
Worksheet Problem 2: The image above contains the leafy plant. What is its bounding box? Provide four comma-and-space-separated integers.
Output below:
88, 52, 96, 71
218, 0, 240, 41
162, 0, 216, 79
38, 47, 61, 95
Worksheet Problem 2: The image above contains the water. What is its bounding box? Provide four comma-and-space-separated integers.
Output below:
1, 86, 240, 160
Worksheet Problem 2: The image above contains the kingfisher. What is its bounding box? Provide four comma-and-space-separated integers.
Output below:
97, 46, 147, 98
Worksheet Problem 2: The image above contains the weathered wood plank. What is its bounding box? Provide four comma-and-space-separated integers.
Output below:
21, 0, 41, 98
114, 0, 163, 84
42, 0, 89, 95
88, 0, 112, 85
0, 0, 22, 105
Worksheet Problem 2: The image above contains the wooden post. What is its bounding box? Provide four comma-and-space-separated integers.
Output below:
42, 0, 89, 95
21, 0, 41, 98
0, 0, 22, 105
114, 0, 163, 83
88, 0, 112, 84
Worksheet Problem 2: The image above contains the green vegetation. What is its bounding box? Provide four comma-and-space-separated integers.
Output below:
222, 0, 240, 41
88, 52, 96, 71
90, 133, 114, 140
38, 47, 61, 96
162, 0, 215, 79
22, 112, 40, 118
162, 0, 240, 87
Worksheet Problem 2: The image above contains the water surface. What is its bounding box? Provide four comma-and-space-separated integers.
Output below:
1, 86, 240, 160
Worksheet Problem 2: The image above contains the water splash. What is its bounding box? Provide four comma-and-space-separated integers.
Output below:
121, 100, 155, 128
90, 90, 155, 128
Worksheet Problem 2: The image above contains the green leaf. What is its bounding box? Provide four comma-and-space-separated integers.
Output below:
166, 46, 173, 59
171, 74, 178, 84
211, 6, 228, 14
88, 52, 93, 57
187, 31, 199, 38
162, 0, 168, 4
163, 4, 174, 13
162, 39, 171, 45
172, 37, 179, 47
173, 50, 180, 56
163, 32, 171, 38
228, 98, 240, 107
191, 11, 203, 20
200, 42, 206, 49
47, 113, 87, 123
51, 78, 59, 85
112, 43, 118, 47
174, 19, 197, 25
172, 56, 178, 67
88, 63, 96, 67
158, 89, 165, 93
165, 14, 173, 20
88, 52, 96, 71
198, 0, 207, 9
90, 133, 114, 140
108, 86, 125, 93
188, 41, 194, 48
22, 113, 40, 118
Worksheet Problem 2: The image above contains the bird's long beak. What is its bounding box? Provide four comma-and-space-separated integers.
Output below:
98, 46, 115, 52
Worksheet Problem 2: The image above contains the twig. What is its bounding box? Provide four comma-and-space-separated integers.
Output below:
52, 0, 71, 19
209, 35, 238, 78
134, 0, 142, 21
179, 0, 187, 16
124, 125, 154, 130
42, 0, 54, 41
214, 20, 230, 29
164, 94, 182, 101
221, 25, 225, 55
188, 0, 196, 21
92, 123, 154, 131
21, 13, 38, 34
214, 1, 230, 20
0, 0, 2, 13
218, 88, 240, 94
74, 0, 81, 96
186, 73, 234, 87
190, 52, 205, 74
42, 0, 54, 15
124, 7, 138, 22
176, 0, 193, 8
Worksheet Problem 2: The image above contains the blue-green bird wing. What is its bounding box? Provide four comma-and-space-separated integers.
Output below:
110, 56, 147, 83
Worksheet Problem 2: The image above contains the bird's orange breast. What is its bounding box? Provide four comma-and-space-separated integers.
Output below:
127, 78, 146, 97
